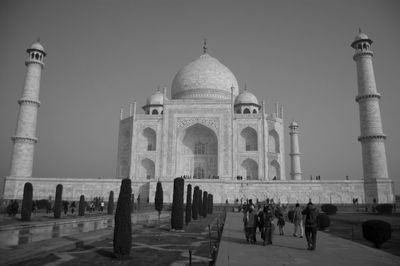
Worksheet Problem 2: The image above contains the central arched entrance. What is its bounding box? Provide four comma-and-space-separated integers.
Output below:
177, 123, 218, 178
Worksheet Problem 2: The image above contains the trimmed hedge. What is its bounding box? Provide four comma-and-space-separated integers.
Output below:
78, 195, 85, 216
185, 184, 192, 225
113, 178, 132, 259
54, 184, 63, 219
321, 204, 337, 215
155, 181, 163, 215
362, 220, 391, 248
316, 213, 330, 230
202, 191, 208, 218
108, 191, 114, 215
192, 186, 199, 220
171, 178, 184, 230
36, 199, 49, 210
375, 204, 393, 215
21, 182, 33, 221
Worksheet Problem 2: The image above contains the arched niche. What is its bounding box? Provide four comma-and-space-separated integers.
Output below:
268, 129, 280, 153
142, 127, 156, 151
241, 158, 258, 180
241, 127, 258, 151
269, 160, 280, 180
178, 123, 218, 178
141, 158, 155, 179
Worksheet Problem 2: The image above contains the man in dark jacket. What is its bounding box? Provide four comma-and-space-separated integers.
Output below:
302, 202, 318, 250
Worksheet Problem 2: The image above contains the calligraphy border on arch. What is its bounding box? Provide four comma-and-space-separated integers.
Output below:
176, 117, 219, 132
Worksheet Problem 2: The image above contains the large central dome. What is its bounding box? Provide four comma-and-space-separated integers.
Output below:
171, 53, 239, 100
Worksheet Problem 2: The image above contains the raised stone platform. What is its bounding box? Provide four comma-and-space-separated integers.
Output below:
3, 176, 395, 203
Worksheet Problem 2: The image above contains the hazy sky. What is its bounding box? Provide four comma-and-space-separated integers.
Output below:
1, 0, 399, 194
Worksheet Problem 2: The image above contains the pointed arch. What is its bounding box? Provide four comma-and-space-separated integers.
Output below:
269, 160, 280, 180
241, 127, 258, 151
141, 158, 155, 179
241, 158, 258, 180
178, 123, 218, 178
243, 108, 250, 114
142, 127, 156, 151
268, 129, 280, 153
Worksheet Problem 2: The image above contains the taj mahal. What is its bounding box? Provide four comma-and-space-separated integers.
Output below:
2, 32, 395, 204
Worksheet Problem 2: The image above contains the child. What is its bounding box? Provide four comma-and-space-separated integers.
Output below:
277, 213, 285, 235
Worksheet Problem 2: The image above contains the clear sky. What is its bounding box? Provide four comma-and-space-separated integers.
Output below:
1, 0, 399, 195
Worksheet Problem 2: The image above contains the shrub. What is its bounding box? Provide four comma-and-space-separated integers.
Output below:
21, 182, 33, 221
375, 204, 393, 215
155, 181, 163, 215
113, 178, 132, 259
36, 199, 49, 210
54, 184, 63, 219
78, 195, 85, 216
321, 204, 338, 215
288, 210, 294, 223
185, 184, 192, 225
108, 191, 114, 215
362, 220, 391, 248
192, 186, 199, 220
316, 213, 330, 230
202, 191, 208, 218
171, 178, 184, 230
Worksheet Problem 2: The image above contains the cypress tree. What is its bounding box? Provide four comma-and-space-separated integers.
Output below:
21, 182, 33, 221
209, 194, 213, 214
171, 177, 184, 230
198, 189, 203, 218
155, 181, 164, 216
202, 191, 208, 218
54, 184, 63, 219
192, 186, 199, 220
108, 191, 114, 215
78, 195, 85, 216
113, 178, 132, 259
185, 184, 192, 225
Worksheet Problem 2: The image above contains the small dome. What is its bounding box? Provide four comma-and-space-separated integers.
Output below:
235, 90, 259, 105
289, 120, 299, 127
30, 41, 45, 51
146, 90, 165, 105
353, 32, 369, 42
171, 53, 239, 100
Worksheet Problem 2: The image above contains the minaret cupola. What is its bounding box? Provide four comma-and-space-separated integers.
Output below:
143, 88, 166, 115
234, 87, 260, 114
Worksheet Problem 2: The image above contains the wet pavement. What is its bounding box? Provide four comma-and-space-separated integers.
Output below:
0, 217, 114, 248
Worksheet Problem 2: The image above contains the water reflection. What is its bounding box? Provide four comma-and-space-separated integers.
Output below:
0, 218, 114, 248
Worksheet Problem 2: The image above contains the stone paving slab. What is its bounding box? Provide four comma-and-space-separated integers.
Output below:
216, 212, 400, 266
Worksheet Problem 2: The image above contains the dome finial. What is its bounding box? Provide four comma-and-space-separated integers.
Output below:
203, 38, 207, 54
244, 83, 247, 91
358, 27, 362, 34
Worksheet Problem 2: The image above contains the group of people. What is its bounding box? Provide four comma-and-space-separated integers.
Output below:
241, 200, 319, 250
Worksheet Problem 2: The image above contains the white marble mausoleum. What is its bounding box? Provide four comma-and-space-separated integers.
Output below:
2, 34, 395, 204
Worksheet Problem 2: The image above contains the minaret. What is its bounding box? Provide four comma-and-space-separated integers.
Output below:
9, 40, 46, 177
289, 120, 302, 180
351, 30, 390, 202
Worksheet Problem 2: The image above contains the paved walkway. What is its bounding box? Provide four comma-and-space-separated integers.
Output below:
216, 212, 400, 266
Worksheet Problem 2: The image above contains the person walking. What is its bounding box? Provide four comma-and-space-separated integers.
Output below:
244, 205, 258, 244
277, 213, 285, 235
293, 203, 304, 238
261, 205, 274, 245
302, 202, 318, 250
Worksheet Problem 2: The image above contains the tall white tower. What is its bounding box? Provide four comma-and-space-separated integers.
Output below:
9, 41, 46, 177
289, 120, 302, 180
351, 31, 392, 203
